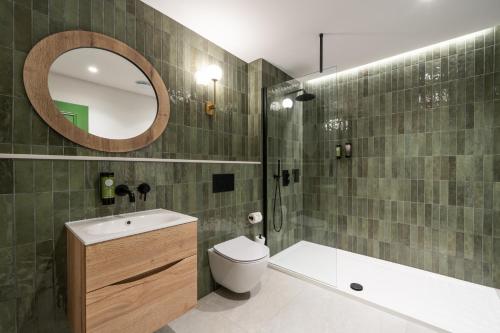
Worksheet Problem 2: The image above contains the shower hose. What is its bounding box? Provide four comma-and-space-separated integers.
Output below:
273, 161, 283, 232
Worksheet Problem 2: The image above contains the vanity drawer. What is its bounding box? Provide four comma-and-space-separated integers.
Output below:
85, 255, 197, 333
85, 222, 196, 292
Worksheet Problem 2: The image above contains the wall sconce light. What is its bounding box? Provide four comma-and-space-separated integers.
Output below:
282, 98, 293, 109
195, 64, 222, 116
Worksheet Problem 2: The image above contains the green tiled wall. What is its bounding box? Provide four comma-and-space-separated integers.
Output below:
264, 78, 305, 255
0, 159, 262, 332
249, 59, 304, 255
0, 0, 256, 162
302, 26, 500, 289
0, 1, 288, 332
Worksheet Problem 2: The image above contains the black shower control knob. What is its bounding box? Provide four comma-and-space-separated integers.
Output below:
292, 169, 300, 183
282, 170, 290, 187
137, 183, 151, 201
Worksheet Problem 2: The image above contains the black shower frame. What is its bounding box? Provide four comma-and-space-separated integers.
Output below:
261, 87, 269, 244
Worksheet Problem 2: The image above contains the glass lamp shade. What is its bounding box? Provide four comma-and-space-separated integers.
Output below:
282, 98, 293, 109
206, 64, 222, 81
195, 64, 222, 85
195, 69, 210, 85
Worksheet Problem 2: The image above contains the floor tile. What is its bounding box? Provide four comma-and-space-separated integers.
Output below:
200, 269, 308, 332
163, 268, 442, 333
161, 301, 247, 333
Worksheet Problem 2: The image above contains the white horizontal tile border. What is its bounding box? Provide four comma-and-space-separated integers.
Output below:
0, 153, 261, 165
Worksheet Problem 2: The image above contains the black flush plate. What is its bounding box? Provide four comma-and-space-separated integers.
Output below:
212, 174, 235, 193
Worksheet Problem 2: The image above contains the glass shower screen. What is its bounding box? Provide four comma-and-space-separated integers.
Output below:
264, 66, 340, 288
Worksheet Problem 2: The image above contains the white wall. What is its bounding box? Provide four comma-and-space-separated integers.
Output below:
48, 73, 157, 140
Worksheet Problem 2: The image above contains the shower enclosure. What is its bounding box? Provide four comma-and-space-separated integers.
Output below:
259, 27, 500, 332
262, 67, 347, 287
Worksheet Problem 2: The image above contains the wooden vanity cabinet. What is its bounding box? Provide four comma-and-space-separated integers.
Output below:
67, 222, 197, 333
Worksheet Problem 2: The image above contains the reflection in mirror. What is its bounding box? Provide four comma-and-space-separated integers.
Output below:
48, 48, 158, 140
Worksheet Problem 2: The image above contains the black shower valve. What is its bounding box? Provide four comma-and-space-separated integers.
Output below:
282, 170, 290, 187
137, 183, 151, 201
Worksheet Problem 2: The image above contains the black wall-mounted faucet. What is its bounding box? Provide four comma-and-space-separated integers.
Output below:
115, 184, 135, 203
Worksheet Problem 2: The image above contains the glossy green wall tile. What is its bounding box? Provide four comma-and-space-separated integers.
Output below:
0, 158, 263, 332
0, 0, 279, 331
1, 0, 257, 162
258, 60, 304, 255
300, 26, 500, 290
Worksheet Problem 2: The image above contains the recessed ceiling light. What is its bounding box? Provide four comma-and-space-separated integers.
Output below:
87, 66, 99, 73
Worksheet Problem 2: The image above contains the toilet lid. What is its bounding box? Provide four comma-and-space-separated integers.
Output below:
214, 236, 269, 262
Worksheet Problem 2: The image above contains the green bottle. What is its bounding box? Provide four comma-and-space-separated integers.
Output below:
100, 172, 115, 205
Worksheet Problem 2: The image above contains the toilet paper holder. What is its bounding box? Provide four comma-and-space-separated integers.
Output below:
248, 212, 263, 224
255, 234, 265, 245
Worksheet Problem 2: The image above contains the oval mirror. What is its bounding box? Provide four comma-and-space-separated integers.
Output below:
48, 48, 158, 140
24, 31, 170, 152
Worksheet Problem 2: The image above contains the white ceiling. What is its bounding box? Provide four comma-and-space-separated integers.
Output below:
50, 48, 155, 97
143, 0, 500, 78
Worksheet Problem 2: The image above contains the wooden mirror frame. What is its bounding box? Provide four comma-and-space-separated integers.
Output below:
23, 31, 170, 153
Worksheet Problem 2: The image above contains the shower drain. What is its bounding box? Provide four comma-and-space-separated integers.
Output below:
350, 283, 363, 291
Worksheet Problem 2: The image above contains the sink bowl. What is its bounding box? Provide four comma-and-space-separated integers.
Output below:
85, 213, 180, 235
66, 209, 197, 245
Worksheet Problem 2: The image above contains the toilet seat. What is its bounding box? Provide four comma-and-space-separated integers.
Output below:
214, 236, 269, 263
209, 236, 270, 293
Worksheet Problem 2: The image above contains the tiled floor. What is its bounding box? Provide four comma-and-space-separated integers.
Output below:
158, 268, 443, 333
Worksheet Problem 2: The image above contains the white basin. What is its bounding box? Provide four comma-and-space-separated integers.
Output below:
65, 209, 197, 245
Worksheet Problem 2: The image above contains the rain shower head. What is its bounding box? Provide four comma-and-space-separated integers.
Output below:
295, 92, 316, 102
285, 89, 316, 102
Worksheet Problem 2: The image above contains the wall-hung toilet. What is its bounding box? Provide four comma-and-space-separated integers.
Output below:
208, 236, 269, 293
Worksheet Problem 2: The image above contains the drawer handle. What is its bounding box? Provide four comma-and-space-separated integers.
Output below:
110, 258, 184, 286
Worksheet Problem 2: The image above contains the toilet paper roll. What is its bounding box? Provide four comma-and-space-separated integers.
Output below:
255, 235, 265, 245
248, 212, 263, 224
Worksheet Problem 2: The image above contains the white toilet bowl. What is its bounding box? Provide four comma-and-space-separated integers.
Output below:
208, 236, 269, 293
